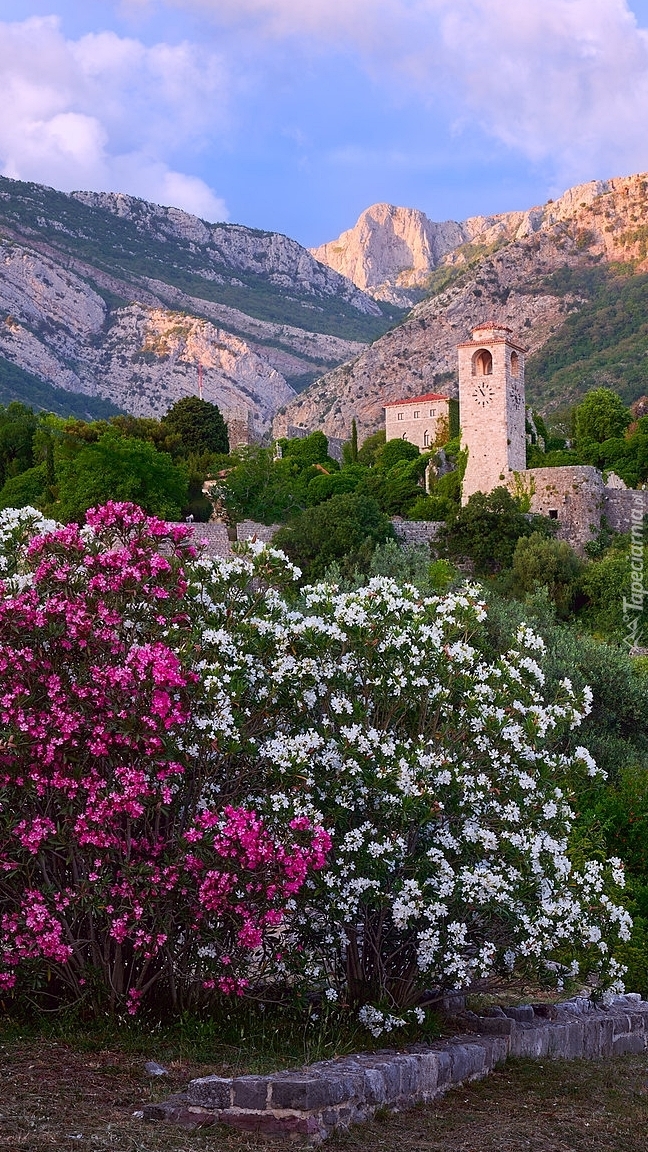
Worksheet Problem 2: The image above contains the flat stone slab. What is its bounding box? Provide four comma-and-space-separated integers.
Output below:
143, 994, 648, 1144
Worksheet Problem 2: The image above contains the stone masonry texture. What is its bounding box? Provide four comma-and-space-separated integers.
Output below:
391, 519, 444, 547
525, 466, 605, 553
143, 994, 648, 1144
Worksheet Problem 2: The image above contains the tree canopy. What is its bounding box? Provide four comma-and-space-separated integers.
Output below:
438, 487, 552, 575
573, 388, 632, 446
162, 396, 229, 456
273, 490, 394, 582
56, 431, 188, 522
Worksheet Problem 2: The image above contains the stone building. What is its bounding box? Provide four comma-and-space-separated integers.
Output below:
382, 321, 648, 552
458, 323, 527, 503
384, 392, 450, 450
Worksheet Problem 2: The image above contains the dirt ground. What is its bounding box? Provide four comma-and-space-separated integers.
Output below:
1, 1037, 647, 1151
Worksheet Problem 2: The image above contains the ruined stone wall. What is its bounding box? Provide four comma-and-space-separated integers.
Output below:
391, 519, 444, 547
236, 520, 282, 543
185, 523, 231, 558
604, 488, 648, 533
222, 407, 254, 447
524, 466, 605, 553
145, 994, 648, 1143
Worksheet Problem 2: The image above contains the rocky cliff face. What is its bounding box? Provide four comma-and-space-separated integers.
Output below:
280, 173, 648, 440
5, 172, 648, 443
0, 237, 295, 436
311, 204, 465, 306
310, 175, 648, 308
0, 177, 396, 436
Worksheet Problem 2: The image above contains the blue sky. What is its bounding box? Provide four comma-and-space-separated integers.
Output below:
2, 0, 648, 247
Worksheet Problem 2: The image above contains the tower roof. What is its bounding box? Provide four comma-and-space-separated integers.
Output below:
472, 321, 512, 334
458, 324, 528, 353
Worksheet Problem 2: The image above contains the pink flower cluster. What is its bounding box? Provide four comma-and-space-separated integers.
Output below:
0, 891, 73, 989
187, 807, 331, 963
0, 503, 329, 1012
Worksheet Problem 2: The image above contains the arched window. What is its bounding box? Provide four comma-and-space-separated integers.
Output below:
423, 430, 430, 447
510, 351, 520, 377
472, 348, 493, 376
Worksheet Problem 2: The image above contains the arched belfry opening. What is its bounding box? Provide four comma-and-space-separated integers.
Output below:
510, 350, 520, 377
472, 348, 493, 376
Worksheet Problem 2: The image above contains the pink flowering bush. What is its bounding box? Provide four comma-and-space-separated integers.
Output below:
0, 503, 328, 1013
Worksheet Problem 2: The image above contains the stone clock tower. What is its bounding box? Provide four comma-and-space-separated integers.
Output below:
458, 323, 527, 503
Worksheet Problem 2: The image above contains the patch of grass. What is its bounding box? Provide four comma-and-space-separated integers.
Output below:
1, 1029, 646, 1152
0, 1000, 370, 1076
333, 1054, 648, 1151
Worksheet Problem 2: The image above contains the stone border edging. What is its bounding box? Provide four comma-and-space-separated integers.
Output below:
142, 994, 648, 1142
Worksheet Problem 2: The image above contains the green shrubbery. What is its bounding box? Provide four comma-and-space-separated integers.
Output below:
0, 397, 230, 524
527, 388, 648, 488
273, 491, 394, 582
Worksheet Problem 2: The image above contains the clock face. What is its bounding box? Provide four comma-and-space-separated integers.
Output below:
473, 382, 495, 407
510, 386, 523, 410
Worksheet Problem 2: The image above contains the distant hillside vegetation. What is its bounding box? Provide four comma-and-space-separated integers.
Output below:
525, 266, 648, 422
0, 358, 123, 420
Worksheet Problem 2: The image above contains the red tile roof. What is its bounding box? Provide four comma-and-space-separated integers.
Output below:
384, 392, 450, 408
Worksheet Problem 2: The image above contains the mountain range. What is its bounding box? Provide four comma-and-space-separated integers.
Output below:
2, 172, 648, 442
0, 178, 402, 436
279, 173, 648, 439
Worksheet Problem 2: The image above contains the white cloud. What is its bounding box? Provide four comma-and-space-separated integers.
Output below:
0, 16, 229, 220
157, 0, 648, 184
437, 0, 648, 181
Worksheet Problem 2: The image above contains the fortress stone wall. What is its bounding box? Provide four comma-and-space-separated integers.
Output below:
391, 519, 444, 547
236, 520, 282, 543
525, 466, 605, 552
604, 487, 648, 533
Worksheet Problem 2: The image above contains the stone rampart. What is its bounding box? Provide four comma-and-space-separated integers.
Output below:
523, 466, 605, 553
236, 520, 282, 543
604, 488, 648, 533
392, 519, 444, 547
143, 994, 648, 1143
185, 523, 231, 558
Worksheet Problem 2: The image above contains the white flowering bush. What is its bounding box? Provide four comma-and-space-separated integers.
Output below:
188, 546, 631, 1018
0, 507, 632, 1024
